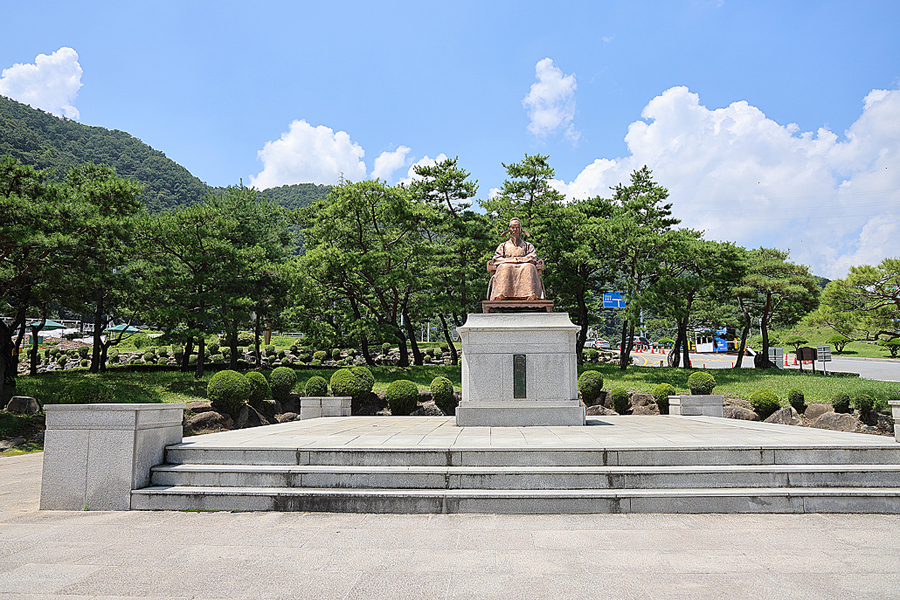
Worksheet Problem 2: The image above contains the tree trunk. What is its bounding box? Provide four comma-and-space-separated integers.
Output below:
735, 301, 750, 369
90, 292, 104, 373
402, 309, 423, 366
195, 336, 205, 379
254, 314, 262, 369
229, 317, 239, 370
618, 319, 630, 370
438, 314, 458, 366
349, 297, 376, 366
679, 318, 691, 368
181, 335, 194, 372
0, 321, 15, 408
393, 324, 410, 367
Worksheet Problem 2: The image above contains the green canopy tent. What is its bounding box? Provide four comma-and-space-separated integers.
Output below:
26, 319, 66, 330
107, 323, 141, 333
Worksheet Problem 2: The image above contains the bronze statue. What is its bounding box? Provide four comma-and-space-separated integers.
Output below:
486, 218, 546, 301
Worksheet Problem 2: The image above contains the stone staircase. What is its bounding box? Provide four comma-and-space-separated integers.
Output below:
131, 443, 900, 513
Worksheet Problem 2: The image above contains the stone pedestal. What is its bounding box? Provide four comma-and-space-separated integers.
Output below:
890, 401, 900, 443
455, 312, 584, 427
40, 403, 184, 511
299, 396, 352, 420
669, 395, 724, 418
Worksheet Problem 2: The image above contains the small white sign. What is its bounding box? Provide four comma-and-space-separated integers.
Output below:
817, 345, 832, 362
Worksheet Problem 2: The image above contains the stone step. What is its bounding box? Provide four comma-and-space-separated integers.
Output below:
163, 445, 900, 467
131, 485, 900, 514
150, 463, 900, 490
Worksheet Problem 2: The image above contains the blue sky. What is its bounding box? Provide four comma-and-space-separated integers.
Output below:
2, 1, 899, 278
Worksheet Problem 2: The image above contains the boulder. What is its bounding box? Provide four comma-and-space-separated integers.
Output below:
276, 412, 299, 423
5, 396, 40, 414
184, 411, 231, 433
808, 411, 858, 432
417, 390, 433, 403
281, 394, 300, 414
236, 405, 270, 429
257, 400, 279, 421
724, 405, 759, 421
764, 406, 802, 426
585, 404, 617, 416
185, 400, 213, 413
411, 401, 444, 416
804, 403, 832, 420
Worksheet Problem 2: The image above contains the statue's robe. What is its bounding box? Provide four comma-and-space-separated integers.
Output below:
487, 240, 545, 301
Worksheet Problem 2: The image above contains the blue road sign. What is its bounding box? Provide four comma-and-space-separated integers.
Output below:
603, 292, 626, 309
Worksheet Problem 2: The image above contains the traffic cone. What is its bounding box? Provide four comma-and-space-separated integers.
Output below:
784, 356, 790, 367
793, 355, 798, 365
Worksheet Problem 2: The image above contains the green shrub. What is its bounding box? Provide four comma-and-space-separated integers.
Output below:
433, 347, 443, 359
262, 344, 274, 357
825, 334, 850, 353
221, 347, 231, 358
57, 377, 115, 404
80, 359, 89, 368
77, 346, 90, 358
275, 349, 284, 359
832, 392, 852, 414
245, 371, 271, 408
350, 366, 375, 395
787, 389, 806, 413
158, 347, 169, 358
381, 343, 391, 355
269, 366, 297, 402
142, 350, 155, 362
237, 332, 255, 346
347, 348, 356, 357
652, 383, 676, 415
57, 355, 68, 367
304, 376, 328, 397
854, 393, 874, 414
66, 349, 77, 357
328, 348, 339, 360
425, 347, 435, 358
688, 371, 716, 395
578, 371, 604, 404
610, 388, 630, 414
330, 367, 374, 402
585, 348, 599, 362
313, 350, 327, 361
430, 376, 456, 415
207, 370, 250, 417
750, 389, 780, 419
310, 359, 322, 367
299, 352, 312, 363
131, 333, 148, 349
108, 349, 119, 364
386, 380, 419, 415
50, 348, 61, 358
208, 342, 220, 355
440, 343, 449, 352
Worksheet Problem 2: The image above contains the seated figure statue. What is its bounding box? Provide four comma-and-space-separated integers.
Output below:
486, 218, 546, 301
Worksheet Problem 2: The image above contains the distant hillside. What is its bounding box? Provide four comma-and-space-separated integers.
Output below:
257, 182, 331, 211
0, 95, 209, 212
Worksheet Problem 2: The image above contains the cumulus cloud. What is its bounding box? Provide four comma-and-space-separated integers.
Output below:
552, 86, 900, 278
397, 154, 449, 186
371, 146, 411, 182
0, 47, 83, 119
250, 120, 367, 189
523, 58, 579, 141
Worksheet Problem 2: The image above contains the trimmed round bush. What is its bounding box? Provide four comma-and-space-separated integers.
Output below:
750, 389, 780, 419
331, 348, 342, 360
425, 347, 435, 358
854, 393, 874, 414
80, 359, 89, 367
652, 383, 676, 415
304, 376, 328, 397
245, 371, 271, 408
688, 371, 716, 395
158, 348, 169, 358
310, 359, 322, 367
381, 343, 391, 355
207, 370, 251, 418
440, 343, 449, 352
313, 350, 327, 362
787, 389, 806, 413
237, 332, 254, 346
278, 349, 286, 359
330, 367, 374, 402
347, 348, 356, 357
832, 392, 851, 414
430, 376, 456, 415
386, 380, 419, 416
57, 355, 68, 368
585, 348, 599, 362
264, 345, 276, 357
77, 346, 90, 358
143, 350, 155, 362
433, 347, 443, 359
269, 366, 297, 402
108, 349, 119, 364
208, 342, 220, 355
577, 370, 604, 404
610, 388, 630, 414
350, 366, 375, 395
57, 377, 115, 404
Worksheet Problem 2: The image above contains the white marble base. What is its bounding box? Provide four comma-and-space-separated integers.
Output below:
455, 312, 584, 427
40, 403, 184, 510
670, 395, 725, 418
890, 401, 900, 443
299, 396, 351, 420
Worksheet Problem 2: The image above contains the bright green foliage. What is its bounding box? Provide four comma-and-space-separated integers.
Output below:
652, 383, 676, 414
382, 343, 391, 355
832, 392, 851, 414
787, 389, 806, 413
350, 367, 375, 396
57, 377, 115, 404
264, 345, 276, 356
331, 349, 341, 360
578, 371, 604, 403
386, 380, 419, 416
430, 376, 456, 415
783, 335, 809, 352
208, 342, 219, 355
610, 388, 630, 414
244, 371, 271, 408
585, 348, 600, 362
304, 376, 328, 397
330, 367, 373, 402
819, 258, 900, 345
878, 339, 900, 358
77, 346, 90, 358
313, 351, 327, 361
825, 334, 850, 353
79, 359, 89, 368
143, 351, 155, 362
269, 367, 297, 402
749, 389, 780, 419
854, 394, 874, 414
207, 370, 250, 417
688, 371, 716, 395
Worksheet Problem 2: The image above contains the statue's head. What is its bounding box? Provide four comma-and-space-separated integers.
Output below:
503, 218, 530, 238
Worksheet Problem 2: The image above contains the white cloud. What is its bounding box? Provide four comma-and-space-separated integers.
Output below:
552, 86, 900, 278
371, 146, 411, 182
523, 58, 579, 141
0, 47, 83, 119
250, 120, 366, 189
397, 154, 449, 186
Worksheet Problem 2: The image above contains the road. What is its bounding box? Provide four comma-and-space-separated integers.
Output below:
629, 349, 900, 382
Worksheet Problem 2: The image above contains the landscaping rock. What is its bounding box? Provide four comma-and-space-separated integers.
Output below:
5, 396, 40, 414
185, 400, 213, 413
236, 405, 270, 429
0, 437, 26, 450
411, 401, 444, 416
585, 404, 617, 416
257, 400, 279, 421
417, 390, 433, 403
808, 411, 858, 432
765, 406, 802, 426
184, 411, 231, 432
275, 412, 299, 423
804, 403, 833, 420
281, 394, 300, 414
724, 405, 759, 421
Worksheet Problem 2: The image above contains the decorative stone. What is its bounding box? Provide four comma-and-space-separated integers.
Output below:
184, 411, 230, 432
585, 404, 616, 416
5, 396, 40, 414
808, 411, 858, 432
236, 405, 270, 429
764, 406, 802, 426
455, 312, 584, 427
411, 401, 444, 416
724, 405, 758, 421
669, 395, 724, 418
805, 403, 833, 420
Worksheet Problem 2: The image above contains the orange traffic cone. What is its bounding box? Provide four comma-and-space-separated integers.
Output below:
784, 356, 789, 367
793, 355, 798, 365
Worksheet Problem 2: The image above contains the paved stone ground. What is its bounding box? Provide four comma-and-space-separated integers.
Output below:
3, 423, 900, 599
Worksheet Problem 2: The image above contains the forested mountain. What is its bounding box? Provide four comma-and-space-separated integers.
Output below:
0, 95, 331, 213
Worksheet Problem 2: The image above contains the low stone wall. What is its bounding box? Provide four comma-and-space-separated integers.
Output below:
669, 395, 725, 418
